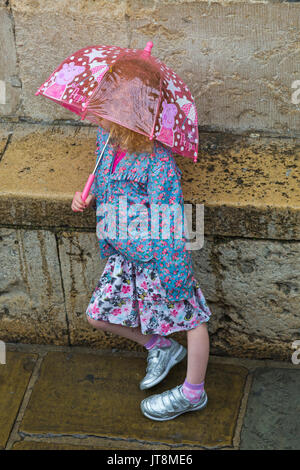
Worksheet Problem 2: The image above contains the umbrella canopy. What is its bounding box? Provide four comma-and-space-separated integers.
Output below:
35, 42, 199, 161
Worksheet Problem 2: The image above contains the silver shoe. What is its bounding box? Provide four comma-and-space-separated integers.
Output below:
139, 339, 186, 390
141, 385, 207, 421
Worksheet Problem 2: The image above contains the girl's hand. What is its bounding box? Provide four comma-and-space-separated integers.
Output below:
71, 192, 95, 212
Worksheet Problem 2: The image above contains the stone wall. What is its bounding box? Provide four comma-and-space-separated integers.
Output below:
0, 1, 300, 360
1, 225, 299, 360
1, 1, 300, 135
0, 124, 299, 361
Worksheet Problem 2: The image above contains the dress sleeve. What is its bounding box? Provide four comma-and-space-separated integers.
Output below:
147, 146, 195, 301
92, 126, 116, 258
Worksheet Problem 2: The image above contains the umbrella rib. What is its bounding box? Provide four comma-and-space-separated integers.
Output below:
149, 75, 163, 141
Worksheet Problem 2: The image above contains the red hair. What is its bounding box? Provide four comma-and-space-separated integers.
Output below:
99, 118, 154, 154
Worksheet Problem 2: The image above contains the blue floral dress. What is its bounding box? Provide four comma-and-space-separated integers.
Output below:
86, 126, 212, 336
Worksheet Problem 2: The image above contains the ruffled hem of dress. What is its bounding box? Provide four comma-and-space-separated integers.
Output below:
86, 312, 209, 337
86, 309, 140, 329
141, 319, 210, 337
137, 299, 211, 334
86, 289, 211, 335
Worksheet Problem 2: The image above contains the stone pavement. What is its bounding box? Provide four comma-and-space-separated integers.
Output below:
1, 343, 300, 451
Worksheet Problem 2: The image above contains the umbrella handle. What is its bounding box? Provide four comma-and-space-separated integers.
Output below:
81, 174, 95, 202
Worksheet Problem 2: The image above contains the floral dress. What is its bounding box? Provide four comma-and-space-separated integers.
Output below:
86, 126, 212, 336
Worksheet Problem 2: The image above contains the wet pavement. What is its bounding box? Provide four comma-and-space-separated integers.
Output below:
1, 343, 299, 450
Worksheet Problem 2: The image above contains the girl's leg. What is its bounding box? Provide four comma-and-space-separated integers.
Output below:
186, 322, 209, 384
181, 323, 209, 403
86, 316, 150, 346
140, 322, 210, 420
87, 317, 172, 349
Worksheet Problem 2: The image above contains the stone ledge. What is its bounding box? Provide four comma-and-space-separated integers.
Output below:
0, 123, 299, 240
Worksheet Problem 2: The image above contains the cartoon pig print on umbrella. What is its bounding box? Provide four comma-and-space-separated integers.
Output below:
43, 62, 85, 101
156, 101, 177, 147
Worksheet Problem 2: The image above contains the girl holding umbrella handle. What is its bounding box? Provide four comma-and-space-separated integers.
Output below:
37, 42, 212, 421
71, 115, 211, 422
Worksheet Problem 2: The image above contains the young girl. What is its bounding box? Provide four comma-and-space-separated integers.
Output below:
71, 118, 212, 421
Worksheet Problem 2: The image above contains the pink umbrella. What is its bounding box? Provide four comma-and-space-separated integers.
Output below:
35, 42, 199, 200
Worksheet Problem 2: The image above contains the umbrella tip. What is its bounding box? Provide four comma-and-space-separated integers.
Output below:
143, 41, 153, 57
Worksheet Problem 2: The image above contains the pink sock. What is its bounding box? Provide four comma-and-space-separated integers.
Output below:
144, 334, 171, 350
182, 379, 205, 403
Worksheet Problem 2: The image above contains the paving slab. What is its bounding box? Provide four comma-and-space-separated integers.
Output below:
0, 351, 37, 449
12, 441, 101, 450
240, 368, 300, 450
11, 439, 170, 450
20, 351, 247, 448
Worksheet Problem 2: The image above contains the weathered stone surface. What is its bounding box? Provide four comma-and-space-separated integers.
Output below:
1, 1, 299, 136
20, 352, 247, 447
0, 4, 21, 116
0, 123, 97, 198
240, 368, 300, 450
56, 231, 113, 348
0, 217, 299, 358
181, 132, 300, 240
0, 123, 97, 229
0, 228, 68, 345
0, 124, 299, 240
10, 0, 128, 121
199, 237, 300, 360
0, 351, 37, 449
0, 134, 9, 158
112, 1, 300, 135
56, 230, 176, 351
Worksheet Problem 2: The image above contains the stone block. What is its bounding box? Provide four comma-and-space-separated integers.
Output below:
0, 228, 68, 345
0, 123, 97, 229
11, 0, 128, 121
128, 2, 300, 135
0, 351, 37, 449
56, 231, 113, 348
1, 124, 299, 241
0, 5, 21, 116
20, 351, 248, 448
207, 238, 300, 359
240, 368, 300, 450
